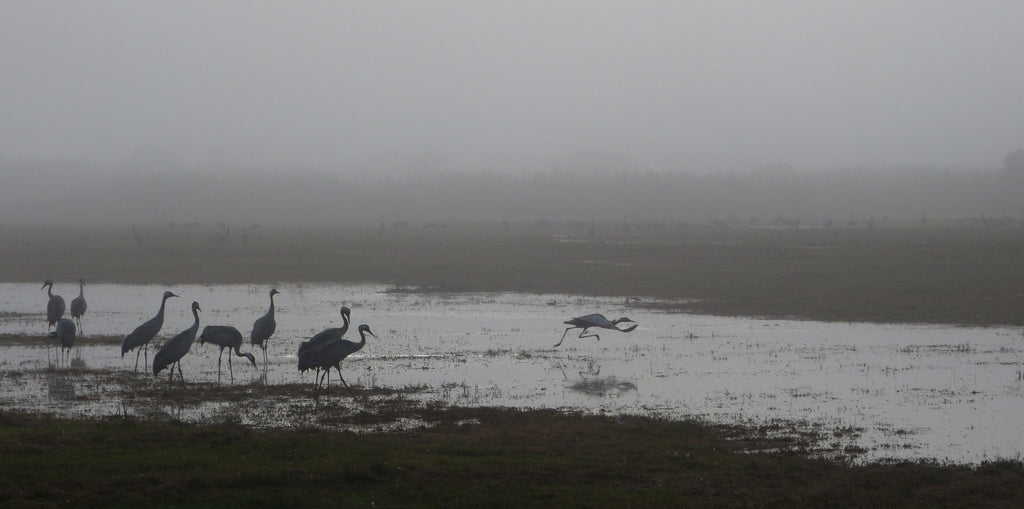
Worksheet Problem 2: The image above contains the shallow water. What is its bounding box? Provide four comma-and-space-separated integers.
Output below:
2, 282, 1023, 464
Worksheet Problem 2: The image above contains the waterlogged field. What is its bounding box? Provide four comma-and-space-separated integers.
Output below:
2, 282, 1022, 464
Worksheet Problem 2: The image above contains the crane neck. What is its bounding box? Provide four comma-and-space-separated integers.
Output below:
157, 295, 171, 318
188, 307, 201, 334
78, 282, 84, 297
268, 293, 276, 314
46, 284, 54, 298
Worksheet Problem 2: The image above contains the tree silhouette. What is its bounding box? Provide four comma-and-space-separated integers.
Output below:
1003, 149, 1024, 176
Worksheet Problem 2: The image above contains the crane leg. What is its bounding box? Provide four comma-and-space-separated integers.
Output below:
217, 348, 223, 383
228, 352, 234, 384
177, 362, 185, 388
578, 329, 600, 341
336, 366, 356, 398
554, 327, 576, 347
314, 369, 328, 399
167, 363, 174, 387
134, 348, 142, 372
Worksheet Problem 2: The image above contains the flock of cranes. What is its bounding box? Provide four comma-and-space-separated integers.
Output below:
39, 281, 637, 398
39, 282, 379, 399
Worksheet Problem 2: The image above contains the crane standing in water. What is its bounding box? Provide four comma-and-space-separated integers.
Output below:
298, 324, 376, 400
121, 291, 178, 371
70, 279, 87, 336
42, 280, 65, 333
250, 288, 279, 370
153, 301, 201, 387
555, 313, 638, 347
49, 318, 77, 368
199, 325, 257, 383
297, 306, 350, 387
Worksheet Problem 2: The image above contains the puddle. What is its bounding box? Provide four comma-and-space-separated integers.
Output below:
2, 282, 1023, 464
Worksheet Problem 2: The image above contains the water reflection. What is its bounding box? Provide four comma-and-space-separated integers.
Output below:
1, 282, 1023, 464
569, 376, 637, 397
46, 374, 75, 400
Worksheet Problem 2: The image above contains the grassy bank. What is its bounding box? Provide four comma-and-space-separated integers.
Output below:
3, 221, 1023, 325
2, 408, 1022, 508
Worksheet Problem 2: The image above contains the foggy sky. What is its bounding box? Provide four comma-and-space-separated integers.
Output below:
2, 2, 1023, 173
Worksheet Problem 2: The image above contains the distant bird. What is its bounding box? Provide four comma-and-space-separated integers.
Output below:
153, 301, 201, 387
42, 280, 65, 333
48, 318, 77, 368
250, 288, 279, 369
298, 324, 376, 399
297, 306, 351, 386
121, 291, 178, 371
70, 279, 88, 335
555, 313, 638, 347
198, 325, 257, 383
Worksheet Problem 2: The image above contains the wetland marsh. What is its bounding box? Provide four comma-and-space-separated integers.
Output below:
2, 282, 1023, 465
3, 222, 1023, 506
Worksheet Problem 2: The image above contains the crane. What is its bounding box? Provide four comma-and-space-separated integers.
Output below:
42, 280, 65, 333
198, 325, 257, 383
250, 288, 279, 369
70, 279, 88, 336
298, 306, 351, 355
297, 306, 350, 387
298, 324, 376, 399
48, 317, 77, 368
121, 291, 178, 371
555, 313, 638, 347
153, 301, 201, 387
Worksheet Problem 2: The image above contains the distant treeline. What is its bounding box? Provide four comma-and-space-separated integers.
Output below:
2, 160, 1021, 226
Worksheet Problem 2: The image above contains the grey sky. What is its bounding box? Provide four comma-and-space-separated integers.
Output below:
2, 1, 1022, 173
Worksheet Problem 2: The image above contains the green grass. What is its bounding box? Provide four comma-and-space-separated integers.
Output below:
2, 408, 1022, 508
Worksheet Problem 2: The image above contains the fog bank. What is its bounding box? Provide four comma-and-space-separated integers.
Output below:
3, 161, 1021, 227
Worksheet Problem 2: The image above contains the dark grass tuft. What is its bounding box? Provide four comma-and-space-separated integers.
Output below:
1, 407, 1022, 507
